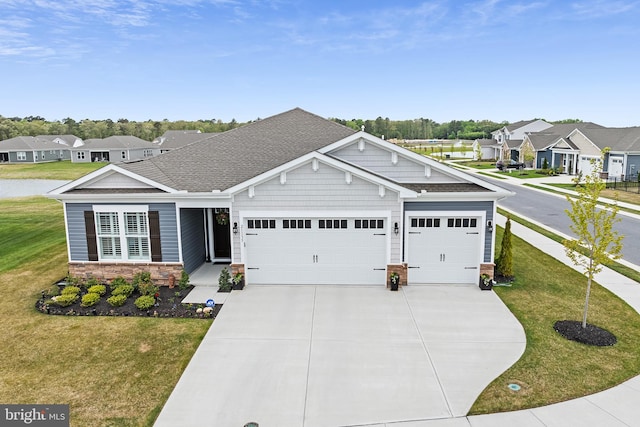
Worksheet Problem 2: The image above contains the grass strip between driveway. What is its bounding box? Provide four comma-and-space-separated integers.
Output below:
0, 197, 212, 426
470, 225, 640, 414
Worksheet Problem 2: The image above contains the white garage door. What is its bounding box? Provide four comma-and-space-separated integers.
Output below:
244, 216, 387, 285
406, 215, 482, 284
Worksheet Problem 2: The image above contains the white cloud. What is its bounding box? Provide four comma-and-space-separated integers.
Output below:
571, 0, 639, 18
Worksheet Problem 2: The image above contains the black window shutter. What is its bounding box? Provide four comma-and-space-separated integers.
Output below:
149, 211, 162, 262
84, 211, 98, 261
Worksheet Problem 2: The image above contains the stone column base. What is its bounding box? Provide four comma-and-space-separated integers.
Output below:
387, 263, 408, 288
480, 263, 496, 279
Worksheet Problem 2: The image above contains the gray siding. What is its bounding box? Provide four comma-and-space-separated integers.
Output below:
626, 155, 640, 180
537, 150, 552, 169
65, 202, 179, 262
9, 151, 34, 162
232, 160, 402, 262
329, 142, 457, 183
180, 208, 206, 274
405, 201, 494, 262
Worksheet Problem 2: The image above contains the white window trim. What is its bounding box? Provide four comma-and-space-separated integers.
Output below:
17, 151, 26, 161
93, 205, 150, 261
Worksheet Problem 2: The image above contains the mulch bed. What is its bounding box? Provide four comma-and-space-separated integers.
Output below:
35, 285, 222, 319
554, 320, 617, 346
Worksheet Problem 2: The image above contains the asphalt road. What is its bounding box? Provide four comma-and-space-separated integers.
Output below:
481, 177, 640, 267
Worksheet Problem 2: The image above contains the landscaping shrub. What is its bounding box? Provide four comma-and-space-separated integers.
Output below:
134, 295, 156, 310
178, 269, 190, 291
111, 284, 134, 297
87, 284, 106, 295
218, 267, 232, 292
51, 294, 78, 307
106, 294, 127, 307
138, 281, 159, 296
61, 286, 81, 296
85, 277, 101, 289
110, 276, 130, 290
81, 292, 100, 307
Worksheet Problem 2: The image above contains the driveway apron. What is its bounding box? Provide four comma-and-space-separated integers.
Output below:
154, 285, 525, 427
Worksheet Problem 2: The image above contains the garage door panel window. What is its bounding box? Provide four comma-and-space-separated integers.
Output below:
282, 219, 311, 229
319, 219, 348, 229
247, 219, 276, 229
355, 219, 384, 229
447, 217, 477, 228
410, 218, 441, 228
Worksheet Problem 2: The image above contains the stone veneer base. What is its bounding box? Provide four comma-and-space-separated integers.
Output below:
68, 262, 184, 286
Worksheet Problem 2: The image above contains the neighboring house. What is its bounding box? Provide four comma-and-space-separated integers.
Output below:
37, 134, 83, 147
153, 130, 218, 153
471, 138, 500, 160
0, 136, 72, 163
571, 127, 640, 180
520, 122, 604, 172
48, 108, 512, 288
71, 136, 160, 163
492, 119, 553, 160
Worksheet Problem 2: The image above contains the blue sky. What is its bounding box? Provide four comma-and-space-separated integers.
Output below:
1, 0, 639, 126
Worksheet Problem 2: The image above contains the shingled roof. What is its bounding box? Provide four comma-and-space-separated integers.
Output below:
578, 127, 640, 152
120, 108, 357, 192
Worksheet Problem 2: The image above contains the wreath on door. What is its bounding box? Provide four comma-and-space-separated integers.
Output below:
216, 211, 229, 226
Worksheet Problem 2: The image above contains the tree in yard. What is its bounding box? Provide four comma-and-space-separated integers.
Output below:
521, 142, 535, 168
495, 217, 514, 279
563, 154, 623, 328
474, 142, 482, 161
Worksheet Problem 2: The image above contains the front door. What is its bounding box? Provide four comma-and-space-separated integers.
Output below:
213, 209, 231, 259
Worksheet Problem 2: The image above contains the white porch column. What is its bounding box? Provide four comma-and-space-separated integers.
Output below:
207, 208, 215, 262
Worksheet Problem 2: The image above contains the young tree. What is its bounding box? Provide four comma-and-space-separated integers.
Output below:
564, 155, 623, 328
495, 217, 514, 279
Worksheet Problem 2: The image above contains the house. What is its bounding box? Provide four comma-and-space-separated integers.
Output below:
520, 123, 604, 173
37, 134, 83, 147
153, 130, 218, 153
570, 127, 640, 180
472, 138, 500, 161
71, 135, 160, 163
48, 108, 512, 287
0, 136, 72, 163
492, 119, 553, 160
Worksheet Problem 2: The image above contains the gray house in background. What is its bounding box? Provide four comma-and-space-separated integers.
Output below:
71, 135, 160, 163
37, 134, 83, 147
153, 130, 218, 153
0, 136, 72, 163
49, 108, 512, 288
572, 127, 640, 181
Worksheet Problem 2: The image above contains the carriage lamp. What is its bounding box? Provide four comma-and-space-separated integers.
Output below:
233, 222, 238, 234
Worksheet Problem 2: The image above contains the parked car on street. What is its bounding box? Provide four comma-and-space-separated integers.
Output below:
496, 159, 525, 171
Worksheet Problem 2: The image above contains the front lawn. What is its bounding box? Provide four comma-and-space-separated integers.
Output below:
470, 226, 640, 414
0, 197, 212, 426
458, 161, 498, 170
499, 169, 551, 179
0, 161, 104, 180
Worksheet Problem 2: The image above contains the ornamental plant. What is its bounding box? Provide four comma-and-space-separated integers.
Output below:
134, 295, 156, 310
51, 294, 78, 307
495, 217, 514, 279
106, 294, 127, 307
61, 286, 81, 296
81, 293, 101, 307
111, 284, 134, 297
87, 285, 106, 296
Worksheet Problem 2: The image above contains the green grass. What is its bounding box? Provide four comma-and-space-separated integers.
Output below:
0, 161, 104, 180
0, 197, 211, 426
498, 207, 640, 284
499, 169, 551, 179
524, 183, 640, 215
458, 161, 497, 170
470, 226, 640, 414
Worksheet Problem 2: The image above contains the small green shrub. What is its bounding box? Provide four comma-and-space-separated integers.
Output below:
61, 286, 81, 296
85, 277, 101, 288
106, 294, 127, 307
64, 274, 82, 287
138, 281, 159, 296
46, 285, 60, 297
134, 295, 156, 310
132, 271, 152, 287
81, 292, 101, 307
51, 294, 78, 307
218, 267, 232, 292
87, 285, 106, 296
110, 276, 130, 289
178, 269, 190, 290
111, 284, 134, 297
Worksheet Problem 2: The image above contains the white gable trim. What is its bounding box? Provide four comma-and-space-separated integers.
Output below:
320, 131, 512, 195
225, 151, 415, 198
48, 164, 178, 196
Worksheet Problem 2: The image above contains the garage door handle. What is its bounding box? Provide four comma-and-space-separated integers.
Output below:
464, 267, 477, 269
374, 233, 386, 236
408, 232, 421, 234
373, 268, 386, 271
467, 232, 479, 235
408, 266, 420, 269
247, 267, 259, 270
246, 233, 258, 236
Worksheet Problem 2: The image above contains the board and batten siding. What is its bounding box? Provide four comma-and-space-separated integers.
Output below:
405, 201, 494, 262
231, 160, 402, 263
329, 141, 457, 184
65, 202, 179, 262
179, 208, 206, 274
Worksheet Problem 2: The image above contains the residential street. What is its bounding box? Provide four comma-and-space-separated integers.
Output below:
471, 173, 640, 267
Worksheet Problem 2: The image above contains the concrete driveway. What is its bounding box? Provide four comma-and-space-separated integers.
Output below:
155, 285, 525, 427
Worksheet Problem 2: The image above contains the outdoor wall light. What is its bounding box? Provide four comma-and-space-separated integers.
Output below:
233, 222, 238, 234
486, 220, 493, 232
394, 222, 399, 235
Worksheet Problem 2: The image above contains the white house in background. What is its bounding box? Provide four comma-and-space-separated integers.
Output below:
492, 119, 553, 160
49, 108, 513, 288
71, 135, 160, 163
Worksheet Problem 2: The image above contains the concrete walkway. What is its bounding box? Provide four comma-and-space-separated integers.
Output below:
155, 285, 525, 427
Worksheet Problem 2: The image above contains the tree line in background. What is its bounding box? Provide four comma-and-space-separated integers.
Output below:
0, 114, 582, 142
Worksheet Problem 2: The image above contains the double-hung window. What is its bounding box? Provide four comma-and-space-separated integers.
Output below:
94, 206, 150, 261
